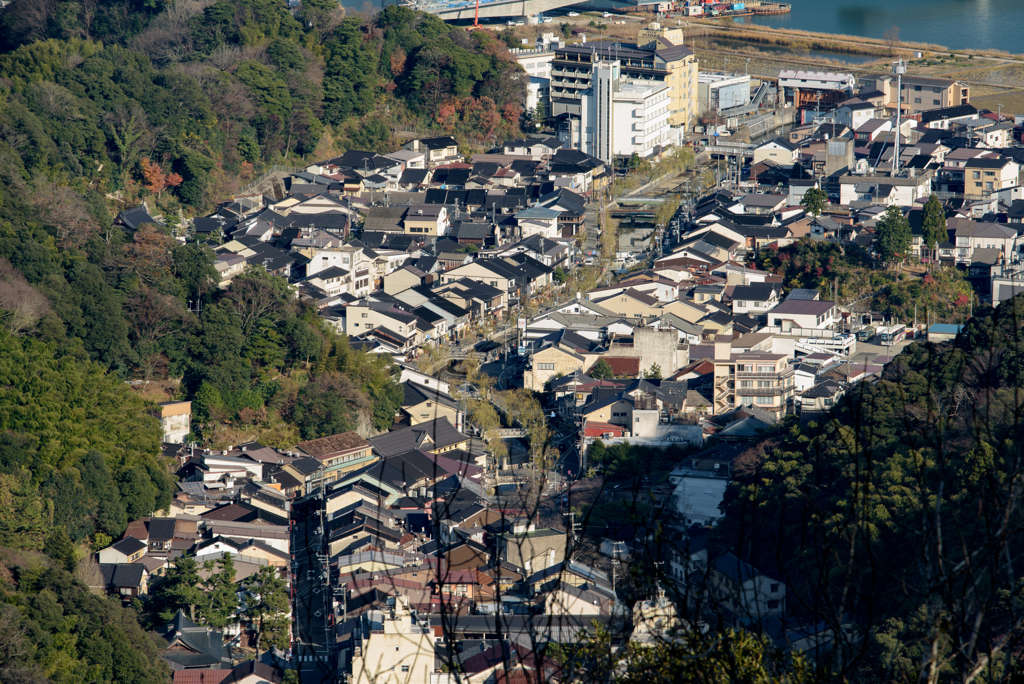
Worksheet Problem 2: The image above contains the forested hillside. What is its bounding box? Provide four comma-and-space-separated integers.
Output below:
0, 1, 524, 214
713, 294, 1024, 682
0, 0, 433, 637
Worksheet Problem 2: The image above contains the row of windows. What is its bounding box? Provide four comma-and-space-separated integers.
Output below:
538, 363, 555, 370
739, 395, 775, 405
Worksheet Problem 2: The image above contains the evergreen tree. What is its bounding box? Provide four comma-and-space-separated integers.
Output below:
203, 553, 239, 629
43, 527, 78, 572
921, 193, 948, 264
590, 359, 614, 380
242, 565, 290, 657
799, 187, 828, 218
875, 205, 912, 267
646, 363, 662, 380
0, 472, 52, 550
156, 554, 208, 623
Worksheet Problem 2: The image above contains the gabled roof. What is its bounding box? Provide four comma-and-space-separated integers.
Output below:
592, 357, 640, 377
100, 563, 147, 588
367, 417, 467, 458
111, 537, 147, 556
731, 283, 780, 303
161, 610, 230, 668
296, 432, 370, 459
117, 205, 163, 230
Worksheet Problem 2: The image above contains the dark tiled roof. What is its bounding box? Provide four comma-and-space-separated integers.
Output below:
368, 417, 467, 458
296, 432, 370, 459
112, 537, 147, 556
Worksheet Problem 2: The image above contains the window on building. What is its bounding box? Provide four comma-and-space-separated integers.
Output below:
768, 600, 780, 609
933, 99, 940, 105
756, 396, 772, 405
770, 583, 779, 593
401, 666, 410, 673
539, 363, 555, 370
914, 98, 921, 104
736, 301, 746, 307
914, 85, 922, 91
973, 171, 981, 179
757, 365, 773, 372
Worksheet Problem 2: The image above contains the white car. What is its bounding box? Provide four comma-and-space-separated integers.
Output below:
542, 16, 553, 22
507, 19, 523, 25
568, 11, 579, 16
602, 11, 613, 17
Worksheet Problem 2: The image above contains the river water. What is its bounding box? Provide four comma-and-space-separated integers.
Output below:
736, 0, 1024, 53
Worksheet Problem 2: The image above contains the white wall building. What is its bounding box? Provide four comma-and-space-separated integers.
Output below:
778, 70, 855, 93
579, 60, 671, 164
512, 33, 562, 80
352, 597, 434, 684
697, 72, 751, 113
526, 76, 551, 115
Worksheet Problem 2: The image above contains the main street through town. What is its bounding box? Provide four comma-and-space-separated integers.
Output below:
291, 495, 334, 684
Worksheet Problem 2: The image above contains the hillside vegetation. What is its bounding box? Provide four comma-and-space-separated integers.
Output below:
755, 238, 973, 323
0, 1, 525, 215
713, 294, 1024, 681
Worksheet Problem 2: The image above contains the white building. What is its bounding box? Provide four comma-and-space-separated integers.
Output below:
711, 552, 787, 618
512, 33, 562, 80
351, 597, 434, 684
668, 462, 730, 527
578, 60, 671, 164
156, 401, 192, 444
697, 72, 751, 113
778, 70, 855, 93
526, 76, 550, 115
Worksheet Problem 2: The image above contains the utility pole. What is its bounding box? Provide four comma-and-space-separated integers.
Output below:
892, 59, 906, 175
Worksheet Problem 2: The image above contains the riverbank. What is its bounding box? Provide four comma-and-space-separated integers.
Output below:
686, 18, 1024, 62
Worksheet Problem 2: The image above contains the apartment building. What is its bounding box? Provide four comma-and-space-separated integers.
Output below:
860, 74, 969, 115
550, 39, 696, 129
713, 352, 795, 418
574, 60, 672, 163
636, 23, 699, 129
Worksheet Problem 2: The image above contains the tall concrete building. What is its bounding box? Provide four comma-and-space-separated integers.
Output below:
637, 22, 699, 129
568, 60, 671, 164
551, 32, 697, 130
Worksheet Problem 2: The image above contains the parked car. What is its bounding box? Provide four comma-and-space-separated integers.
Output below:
602, 11, 613, 17
568, 11, 579, 16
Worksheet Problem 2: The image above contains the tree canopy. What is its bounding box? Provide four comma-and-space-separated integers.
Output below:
874, 205, 912, 266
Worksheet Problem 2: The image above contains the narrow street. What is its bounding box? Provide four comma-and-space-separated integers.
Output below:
291, 495, 335, 684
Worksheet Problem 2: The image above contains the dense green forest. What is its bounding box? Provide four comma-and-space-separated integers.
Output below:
0, 0, 525, 215
0, 548, 168, 684
712, 294, 1024, 682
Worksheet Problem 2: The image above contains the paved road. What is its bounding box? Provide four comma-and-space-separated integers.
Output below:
848, 337, 915, 368
291, 496, 335, 684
